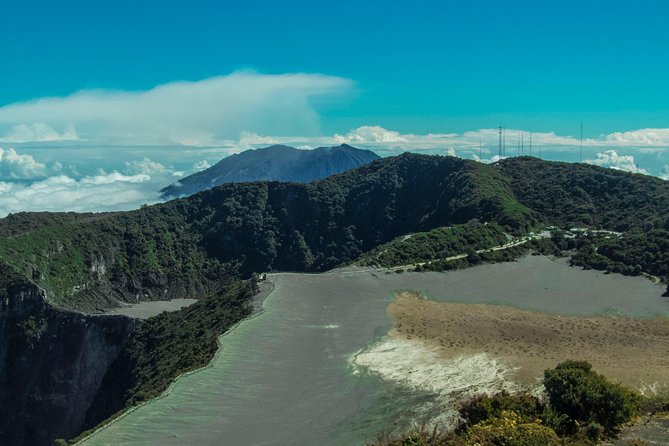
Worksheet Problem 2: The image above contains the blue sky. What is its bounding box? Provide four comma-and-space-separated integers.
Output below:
0, 0, 668, 215
3, 0, 669, 134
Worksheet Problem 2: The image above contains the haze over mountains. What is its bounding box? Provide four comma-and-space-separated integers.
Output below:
160, 144, 379, 197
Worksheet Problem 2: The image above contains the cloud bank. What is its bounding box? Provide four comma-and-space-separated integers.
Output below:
584, 150, 647, 174
0, 173, 160, 216
0, 149, 182, 217
235, 125, 669, 157
0, 148, 48, 179
0, 72, 351, 146
605, 128, 669, 146
0, 123, 78, 143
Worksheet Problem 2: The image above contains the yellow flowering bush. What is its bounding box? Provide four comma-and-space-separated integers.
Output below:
465, 411, 561, 446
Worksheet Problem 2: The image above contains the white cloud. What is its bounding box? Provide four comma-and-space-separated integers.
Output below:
0, 169, 171, 217
584, 150, 648, 174
605, 128, 669, 146
0, 153, 186, 217
0, 123, 79, 143
241, 125, 669, 155
80, 171, 150, 185
238, 131, 279, 147
192, 160, 211, 171
472, 154, 506, 164
0, 174, 154, 217
124, 157, 167, 175
0, 72, 351, 145
0, 148, 48, 179
334, 125, 409, 144
660, 165, 669, 180
235, 126, 596, 153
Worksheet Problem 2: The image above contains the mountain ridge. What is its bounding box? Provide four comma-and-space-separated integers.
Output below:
160, 143, 380, 197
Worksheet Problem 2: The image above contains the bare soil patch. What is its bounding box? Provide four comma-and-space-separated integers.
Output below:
389, 292, 669, 390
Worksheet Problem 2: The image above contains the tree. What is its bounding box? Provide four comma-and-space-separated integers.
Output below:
287, 230, 314, 270
466, 248, 481, 265
543, 360, 639, 434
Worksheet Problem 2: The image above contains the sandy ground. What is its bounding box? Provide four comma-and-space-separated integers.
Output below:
389, 292, 669, 391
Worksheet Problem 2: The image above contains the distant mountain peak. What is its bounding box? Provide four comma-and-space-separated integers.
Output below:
161, 144, 380, 198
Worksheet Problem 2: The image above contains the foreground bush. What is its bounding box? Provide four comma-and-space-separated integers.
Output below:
371, 360, 643, 446
458, 392, 544, 429
466, 410, 561, 446
543, 360, 639, 434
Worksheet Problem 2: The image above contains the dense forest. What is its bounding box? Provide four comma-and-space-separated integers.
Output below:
569, 229, 669, 282
3, 154, 668, 312
1, 154, 668, 444
500, 157, 669, 231
357, 222, 509, 268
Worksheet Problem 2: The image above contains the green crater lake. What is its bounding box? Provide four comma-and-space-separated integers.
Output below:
81, 256, 668, 446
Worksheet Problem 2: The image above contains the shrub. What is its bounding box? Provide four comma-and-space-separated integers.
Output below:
465, 411, 561, 446
543, 360, 639, 434
585, 421, 604, 441
458, 392, 543, 429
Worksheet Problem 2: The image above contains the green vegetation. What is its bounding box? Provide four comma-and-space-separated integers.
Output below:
0, 155, 540, 310
543, 360, 639, 435
187, 154, 537, 273
499, 157, 669, 231
570, 229, 669, 283
358, 222, 509, 268
371, 361, 643, 446
458, 392, 544, 429
0, 208, 223, 310
3, 155, 667, 312
0, 258, 28, 300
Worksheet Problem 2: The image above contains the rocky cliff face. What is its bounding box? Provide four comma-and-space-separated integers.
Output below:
0, 268, 136, 446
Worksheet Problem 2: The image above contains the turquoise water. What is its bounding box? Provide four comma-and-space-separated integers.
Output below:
82, 257, 668, 445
